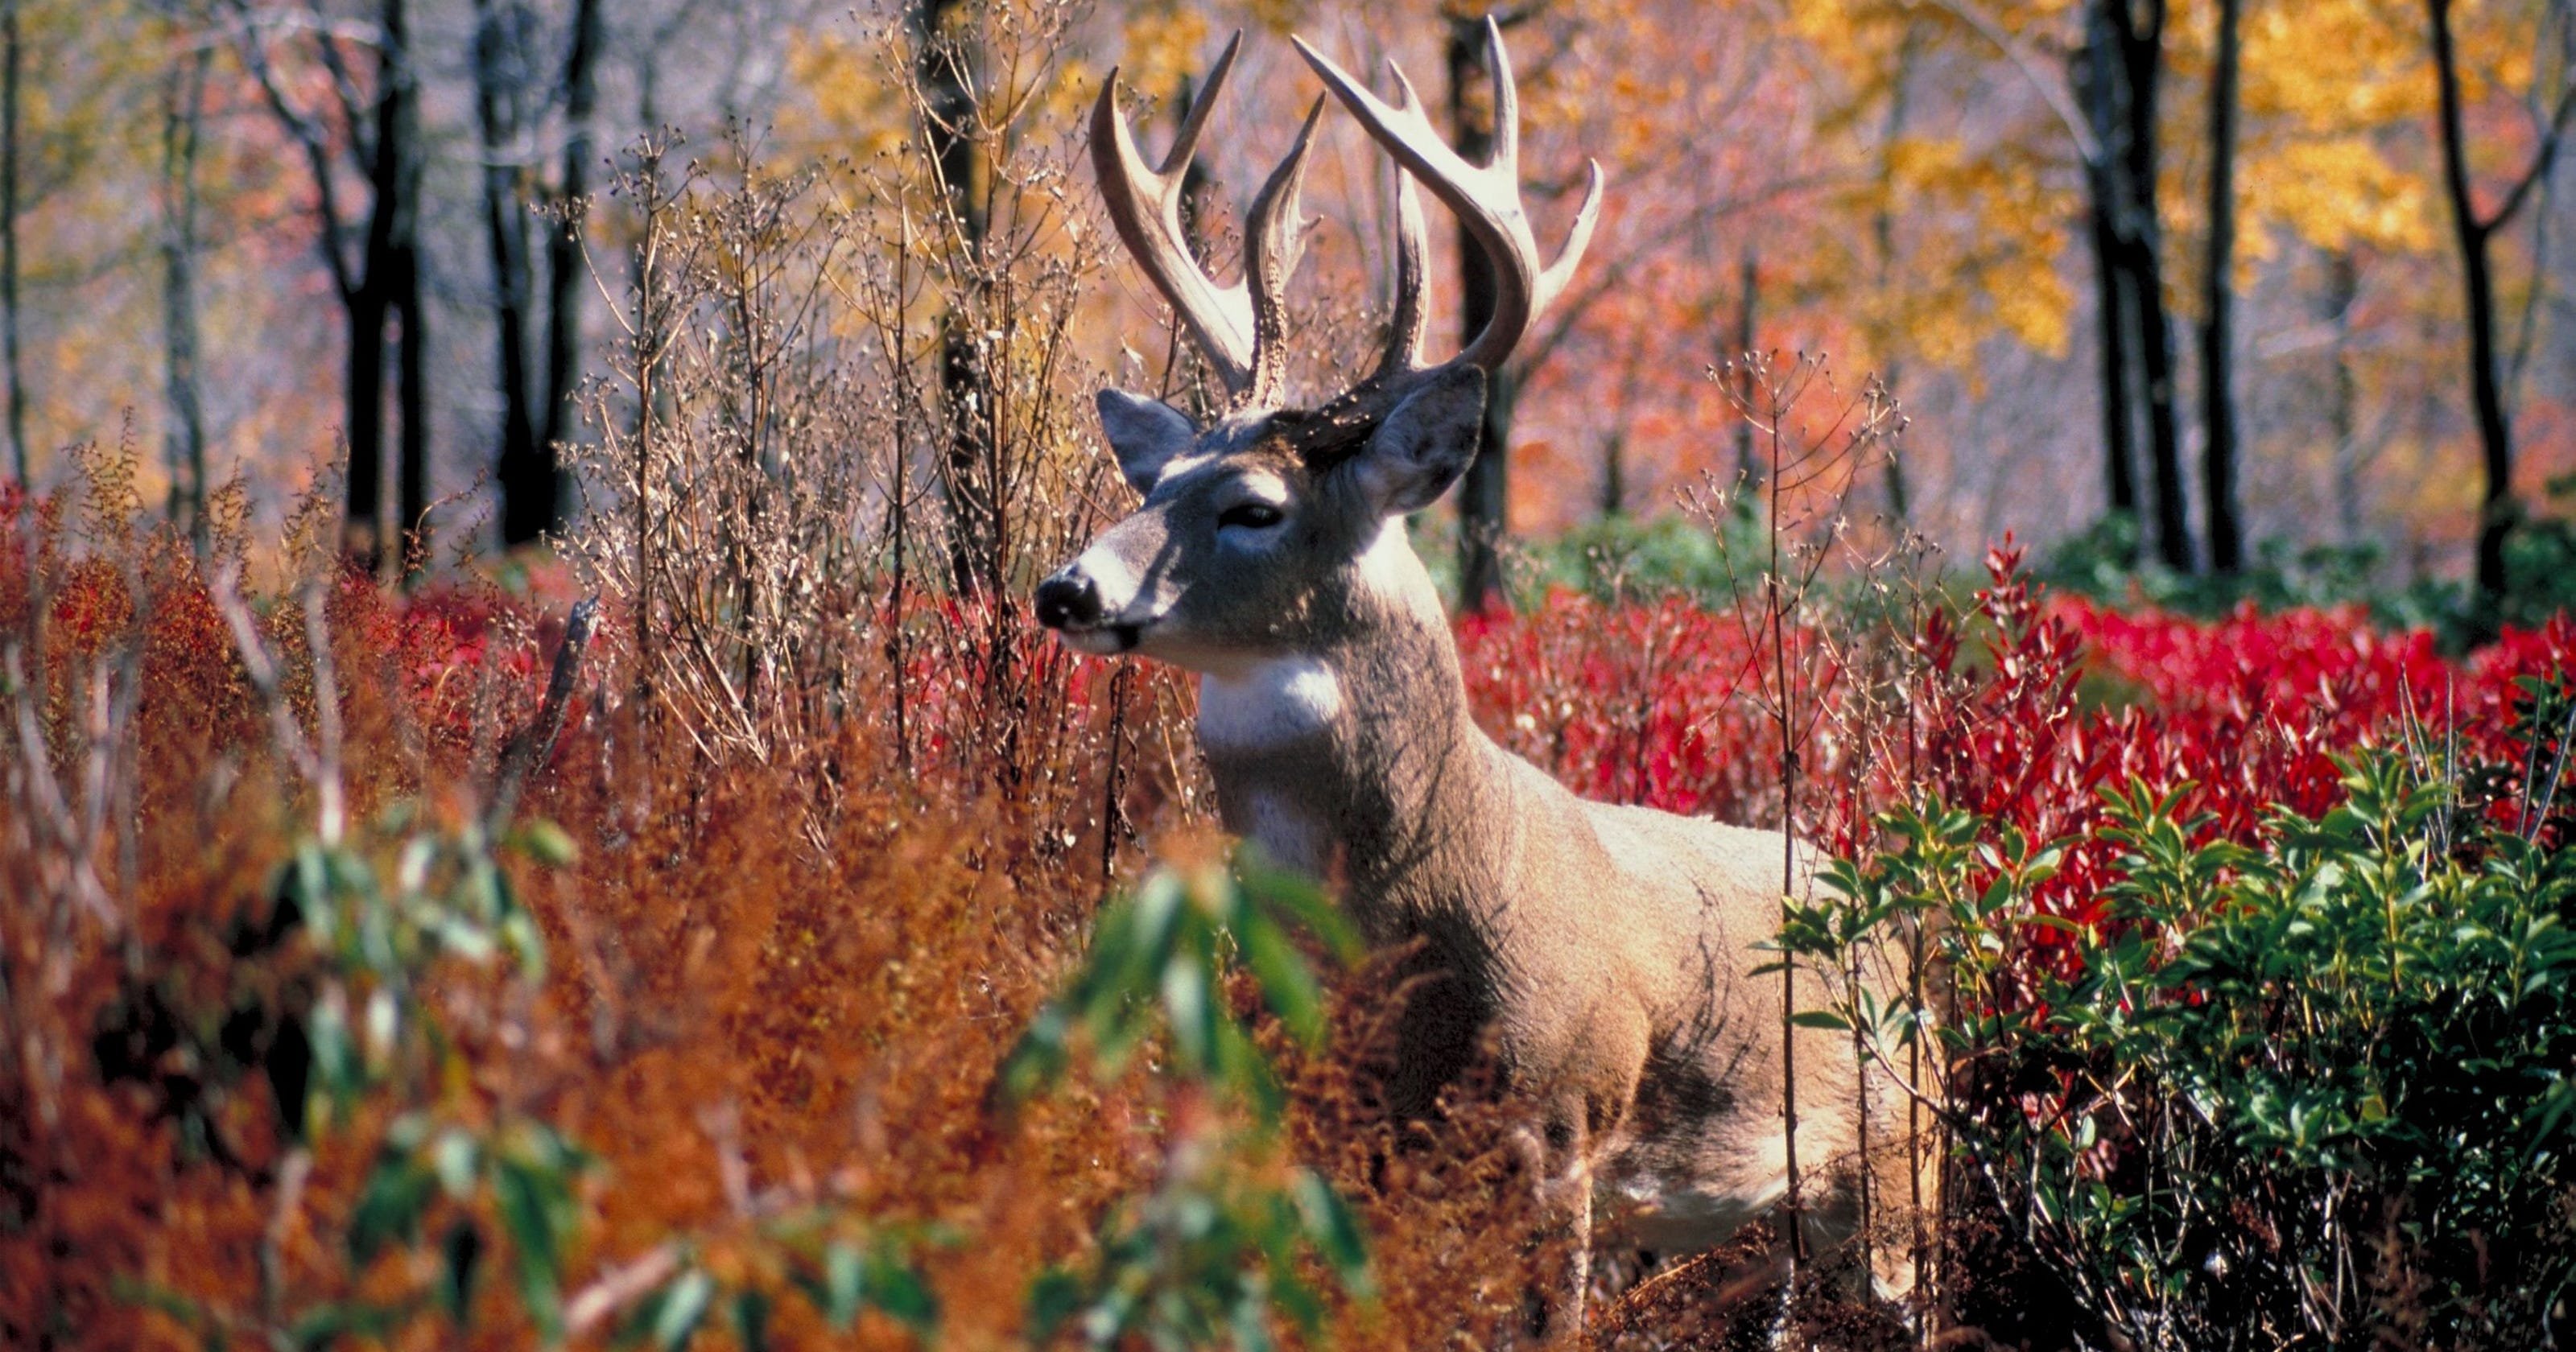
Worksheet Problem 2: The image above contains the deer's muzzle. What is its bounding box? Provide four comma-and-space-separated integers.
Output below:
1033, 572, 1100, 631
1034, 569, 1144, 654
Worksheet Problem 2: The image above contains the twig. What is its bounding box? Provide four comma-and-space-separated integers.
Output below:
487, 596, 600, 828
562, 1243, 683, 1336
208, 568, 316, 775
6, 649, 118, 934
299, 578, 344, 844
259, 1148, 313, 1329
2524, 682, 2576, 843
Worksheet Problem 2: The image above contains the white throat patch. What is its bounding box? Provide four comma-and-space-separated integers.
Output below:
1198, 657, 1345, 752
1353, 517, 1428, 604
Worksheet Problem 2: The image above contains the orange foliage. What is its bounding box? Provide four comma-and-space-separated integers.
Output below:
0, 480, 1604, 1350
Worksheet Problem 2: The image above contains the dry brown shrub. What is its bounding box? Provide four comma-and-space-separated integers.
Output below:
0, 10, 1931, 1352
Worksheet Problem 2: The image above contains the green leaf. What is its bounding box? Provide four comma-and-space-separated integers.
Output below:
862, 1247, 937, 1330
650, 1269, 713, 1350
1288, 1169, 1369, 1287
493, 1156, 568, 1333
1026, 1268, 1084, 1341
515, 818, 580, 867
1239, 919, 1327, 1045
1161, 951, 1214, 1069
729, 1288, 772, 1352
822, 1240, 863, 1329
348, 1152, 434, 1264
1241, 861, 1360, 964
1789, 1010, 1851, 1032
439, 1219, 484, 1323
309, 991, 357, 1099
431, 1129, 479, 1199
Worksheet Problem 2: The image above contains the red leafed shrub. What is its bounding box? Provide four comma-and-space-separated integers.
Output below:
1455, 591, 1785, 822
2024, 567, 2572, 897
1455, 545, 2575, 935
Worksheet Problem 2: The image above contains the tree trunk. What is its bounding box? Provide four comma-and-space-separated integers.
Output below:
2078, 6, 2139, 553
345, 285, 389, 562
1599, 325, 1649, 520
383, 0, 427, 574
2430, 0, 2517, 618
2077, 0, 2187, 570
337, 0, 420, 566
2, 0, 25, 484
1600, 430, 1624, 517
1448, 15, 1509, 612
476, 0, 545, 546
395, 241, 428, 573
2116, 0, 2192, 572
2326, 249, 2363, 542
232, 0, 430, 568
915, 0, 995, 596
2135, 249, 2191, 571
537, 0, 600, 530
159, 38, 213, 544
2083, 170, 2140, 535
1732, 246, 1759, 488
2198, 0, 2244, 573
1872, 24, 1922, 524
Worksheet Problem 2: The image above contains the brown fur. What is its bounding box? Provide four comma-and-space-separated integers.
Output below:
1042, 403, 1917, 1333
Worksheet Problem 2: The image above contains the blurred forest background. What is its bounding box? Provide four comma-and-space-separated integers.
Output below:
8, 0, 2573, 617
8, 3, 2576, 1346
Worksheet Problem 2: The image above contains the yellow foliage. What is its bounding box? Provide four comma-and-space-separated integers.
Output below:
1118, 5, 1215, 105
780, 29, 911, 158
1988, 254, 2075, 357
2242, 0, 2433, 127
1876, 136, 2077, 364
2250, 136, 2438, 254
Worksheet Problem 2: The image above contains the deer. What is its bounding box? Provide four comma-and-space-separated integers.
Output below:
1035, 23, 1916, 1337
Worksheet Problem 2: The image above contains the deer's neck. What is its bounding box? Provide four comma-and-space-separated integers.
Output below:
1195, 521, 1509, 937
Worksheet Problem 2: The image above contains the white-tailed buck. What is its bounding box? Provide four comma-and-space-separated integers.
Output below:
1037, 23, 1913, 1333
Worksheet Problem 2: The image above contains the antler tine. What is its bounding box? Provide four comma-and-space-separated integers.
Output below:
1484, 16, 1519, 183
1291, 24, 1604, 378
1542, 160, 1605, 319
1158, 30, 1236, 177
1091, 33, 1255, 394
1475, 20, 1606, 311
1244, 97, 1326, 408
1371, 171, 1430, 383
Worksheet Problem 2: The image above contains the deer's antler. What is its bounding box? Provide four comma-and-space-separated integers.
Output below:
1092, 24, 1602, 440
1092, 33, 1324, 407
1294, 19, 1602, 387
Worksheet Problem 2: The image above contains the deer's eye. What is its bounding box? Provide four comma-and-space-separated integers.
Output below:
1219, 503, 1285, 530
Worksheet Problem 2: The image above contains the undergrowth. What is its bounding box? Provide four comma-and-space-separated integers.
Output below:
6, 6, 2576, 1347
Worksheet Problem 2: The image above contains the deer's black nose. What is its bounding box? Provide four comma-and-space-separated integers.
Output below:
1034, 573, 1101, 630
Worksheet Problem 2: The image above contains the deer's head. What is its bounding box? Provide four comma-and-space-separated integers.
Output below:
1034, 25, 1600, 674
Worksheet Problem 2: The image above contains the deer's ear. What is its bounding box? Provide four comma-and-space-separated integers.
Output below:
1096, 390, 1197, 492
1354, 365, 1487, 515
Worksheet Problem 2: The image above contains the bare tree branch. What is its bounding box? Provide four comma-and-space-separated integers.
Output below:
221, 0, 358, 300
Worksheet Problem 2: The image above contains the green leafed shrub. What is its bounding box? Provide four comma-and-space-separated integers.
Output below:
1007, 846, 1373, 1350
1005, 847, 1362, 1123
1795, 748, 2576, 1347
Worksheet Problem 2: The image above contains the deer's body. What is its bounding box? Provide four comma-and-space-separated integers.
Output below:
1042, 29, 1913, 1333
1185, 492, 1887, 1268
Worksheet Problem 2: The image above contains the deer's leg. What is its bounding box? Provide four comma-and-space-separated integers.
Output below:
1514, 1098, 1596, 1346
1794, 1162, 1873, 1296
1558, 1154, 1593, 1343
